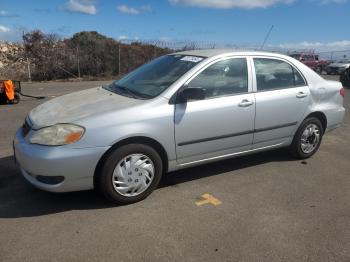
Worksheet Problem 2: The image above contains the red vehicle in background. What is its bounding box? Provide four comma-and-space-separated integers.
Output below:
289, 53, 329, 74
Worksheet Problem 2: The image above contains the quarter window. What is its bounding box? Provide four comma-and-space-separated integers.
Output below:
188, 58, 248, 99
254, 58, 306, 91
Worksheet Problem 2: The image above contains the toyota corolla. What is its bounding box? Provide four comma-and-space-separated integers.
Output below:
14, 50, 346, 204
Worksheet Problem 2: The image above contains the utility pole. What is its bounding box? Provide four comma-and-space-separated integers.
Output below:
27, 58, 31, 82
77, 45, 81, 80
118, 43, 121, 77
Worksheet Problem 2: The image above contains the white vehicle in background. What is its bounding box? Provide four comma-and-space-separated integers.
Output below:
326, 59, 350, 75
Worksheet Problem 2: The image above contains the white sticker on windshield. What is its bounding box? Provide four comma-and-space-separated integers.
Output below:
181, 56, 204, 63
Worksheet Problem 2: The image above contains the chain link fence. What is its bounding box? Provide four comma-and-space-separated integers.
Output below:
318, 50, 350, 61
1, 38, 349, 81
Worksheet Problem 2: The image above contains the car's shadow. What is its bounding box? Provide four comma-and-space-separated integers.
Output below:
0, 150, 297, 218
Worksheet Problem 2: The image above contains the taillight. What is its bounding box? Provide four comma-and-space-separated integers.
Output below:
340, 87, 345, 98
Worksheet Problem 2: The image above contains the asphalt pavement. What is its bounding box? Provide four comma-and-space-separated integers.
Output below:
0, 76, 349, 262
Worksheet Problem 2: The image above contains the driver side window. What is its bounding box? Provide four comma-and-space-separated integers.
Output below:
187, 58, 248, 99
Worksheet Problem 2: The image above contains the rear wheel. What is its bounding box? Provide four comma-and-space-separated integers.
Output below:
97, 144, 163, 204
12, 93, 20, 104
340, 68, 350, 88
0, 94, 6, 104
290, 117, 323, 159
5, 93, 20, 104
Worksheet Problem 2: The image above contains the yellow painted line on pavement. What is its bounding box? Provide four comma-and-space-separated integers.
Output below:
195, 193, 222, 206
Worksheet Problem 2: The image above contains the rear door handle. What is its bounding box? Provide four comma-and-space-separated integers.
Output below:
296, 92, 308, 98
238, 99, 254, 107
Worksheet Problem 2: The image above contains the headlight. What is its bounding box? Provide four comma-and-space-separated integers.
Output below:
30, 124, 85, 146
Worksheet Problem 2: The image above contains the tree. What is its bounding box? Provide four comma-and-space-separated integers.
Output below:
23, 30, 67, 80
67, 31, 119, 76
22, 30, 171, 81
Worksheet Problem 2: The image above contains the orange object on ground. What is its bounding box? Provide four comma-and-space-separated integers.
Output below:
4, 80, 15, 101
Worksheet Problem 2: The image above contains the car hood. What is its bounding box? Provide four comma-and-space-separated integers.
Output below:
29, 87, 143, 129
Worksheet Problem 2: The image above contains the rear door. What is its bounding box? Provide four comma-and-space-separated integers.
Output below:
251, 57, 310, 148
175, 57, 255, 164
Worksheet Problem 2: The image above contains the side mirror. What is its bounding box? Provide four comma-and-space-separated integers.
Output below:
177, 87, 205, 103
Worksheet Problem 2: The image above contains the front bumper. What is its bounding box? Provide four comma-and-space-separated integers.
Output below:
14, 129, 110, 192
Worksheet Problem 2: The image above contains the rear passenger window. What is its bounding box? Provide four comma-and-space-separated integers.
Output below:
254, 58, 306, 91
293, 67, 306, 86
188, 58, 248, 99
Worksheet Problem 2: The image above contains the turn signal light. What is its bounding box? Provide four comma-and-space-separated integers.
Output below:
65, 131, 84, 144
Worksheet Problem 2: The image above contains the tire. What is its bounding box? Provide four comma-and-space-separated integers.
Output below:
97, 144, 163, 204
0, 94, 6, 104
340, 69, 350, 88
315, 66, 322, 74
290, 117, 324, 159
12, 93, 20, 104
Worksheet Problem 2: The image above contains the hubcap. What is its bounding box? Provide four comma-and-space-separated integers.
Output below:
112, 154, 155, 197
300, 124, 320, 154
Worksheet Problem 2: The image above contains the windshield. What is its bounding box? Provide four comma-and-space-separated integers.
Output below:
106, 55, 205, 99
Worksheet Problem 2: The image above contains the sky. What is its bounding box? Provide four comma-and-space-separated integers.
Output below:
0, 0, 350, 52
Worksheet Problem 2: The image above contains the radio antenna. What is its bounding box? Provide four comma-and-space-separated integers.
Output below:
259, 25, 274, 50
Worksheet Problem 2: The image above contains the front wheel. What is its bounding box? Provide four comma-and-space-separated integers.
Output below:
97, 144, 163, 204
290, 117, 323, 159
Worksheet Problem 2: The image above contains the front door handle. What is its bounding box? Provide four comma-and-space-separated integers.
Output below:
238, 99, 254, 107
296, 92, 308, 98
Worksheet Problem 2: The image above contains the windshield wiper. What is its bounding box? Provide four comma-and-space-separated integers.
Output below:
117, 85, 155, 99
116, 85, 140, 99
105, 83, 153, 99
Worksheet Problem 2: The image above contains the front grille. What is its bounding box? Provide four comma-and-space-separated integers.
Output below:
22, 120, 31, 137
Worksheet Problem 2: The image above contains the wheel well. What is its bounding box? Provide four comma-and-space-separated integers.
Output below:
306, 112, 327, 131
93, 136, 169, 187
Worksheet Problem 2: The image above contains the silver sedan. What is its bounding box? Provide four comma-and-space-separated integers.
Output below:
14, 50, 346, 204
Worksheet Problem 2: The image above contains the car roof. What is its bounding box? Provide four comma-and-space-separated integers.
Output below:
164, 49, 327, 94
171, 49, 289, 59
